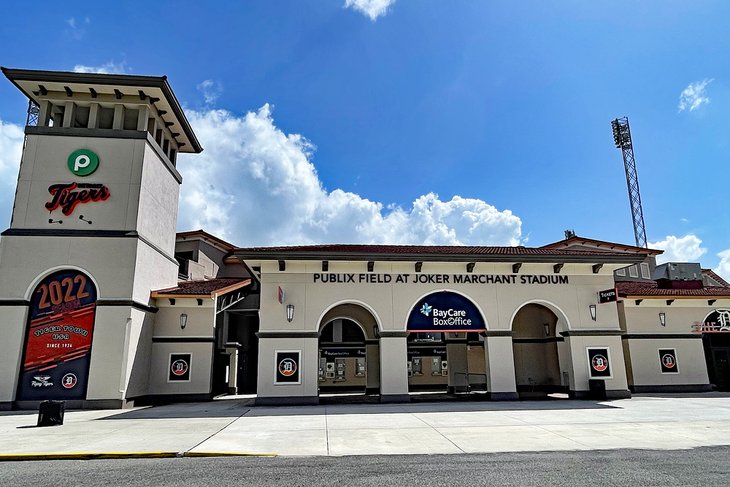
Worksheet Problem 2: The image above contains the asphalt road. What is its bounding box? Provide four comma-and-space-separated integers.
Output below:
1, 447, 728, 486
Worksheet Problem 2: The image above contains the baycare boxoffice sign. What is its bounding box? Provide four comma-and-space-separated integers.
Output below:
17, 269, 97, 401
407, 291, 487, 332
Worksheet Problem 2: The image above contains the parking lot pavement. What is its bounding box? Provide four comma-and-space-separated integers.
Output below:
1, 394, 730, 459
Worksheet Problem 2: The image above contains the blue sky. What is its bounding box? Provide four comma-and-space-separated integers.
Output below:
0, 1, 729, 278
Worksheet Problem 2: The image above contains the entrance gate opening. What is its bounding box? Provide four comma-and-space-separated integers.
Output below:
318, 304, 381, 396
406, 332, 487, 394
512, 303, 569, 398
702, 309, 730, 390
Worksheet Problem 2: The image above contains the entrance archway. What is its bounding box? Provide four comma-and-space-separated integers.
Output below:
405, 291, 488, 394
701, 309, 730, 390
317, 303, 380, 395
511, 303, 569, 398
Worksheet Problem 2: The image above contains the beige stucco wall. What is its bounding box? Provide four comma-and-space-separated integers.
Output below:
0, 307, 28, 403
138, 144, 180, 256
13, 135, 142, 231
567, 335, 628, 392
260, 262, 622, 334
0, 128, 182, 405
619, 298, 722, 388
257, 337, 319, 398
148, 342, 214, 395
147, 299, 216, 396
626, 338, 708, 387
254, 260, 631, 399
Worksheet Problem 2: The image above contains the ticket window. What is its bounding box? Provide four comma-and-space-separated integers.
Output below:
412, 357, 423, 376
431, 357, 441, 376
355, 357, 366, 377
335, 358, 346, 381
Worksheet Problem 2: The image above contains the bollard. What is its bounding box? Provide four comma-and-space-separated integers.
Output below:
37, 400, 65, 426
588, 379, 607, 400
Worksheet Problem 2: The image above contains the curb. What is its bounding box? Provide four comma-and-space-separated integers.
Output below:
0, 451, 278, 462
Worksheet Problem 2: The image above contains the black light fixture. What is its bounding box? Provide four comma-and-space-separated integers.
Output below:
179, 313, 188, 329
589, 304, 597, 321
286, 304, 295, 323
659, 312, 666, 327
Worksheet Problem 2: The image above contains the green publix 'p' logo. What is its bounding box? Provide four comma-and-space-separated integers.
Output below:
67, 149, 100, 176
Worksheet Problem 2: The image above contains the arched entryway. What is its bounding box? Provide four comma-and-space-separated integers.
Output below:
511, 302, 570, 398
406, 291, 488, 395
318, 303, 380, 396
701, 309, 730, 390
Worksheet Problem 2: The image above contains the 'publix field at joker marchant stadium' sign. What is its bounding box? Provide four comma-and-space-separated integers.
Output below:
407, 291, 486, 332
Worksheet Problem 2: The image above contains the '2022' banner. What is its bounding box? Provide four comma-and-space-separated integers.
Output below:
17, 269, 97, 401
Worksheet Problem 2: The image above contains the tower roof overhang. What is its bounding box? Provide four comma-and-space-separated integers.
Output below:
1, 67, 202, 153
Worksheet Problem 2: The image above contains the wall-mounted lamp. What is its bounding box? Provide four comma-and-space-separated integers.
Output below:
659, 312, 666, 327
589, 304, 597, 321
286, 304, 295, 323
543, 323, 550, 336
179, 313, 188, 329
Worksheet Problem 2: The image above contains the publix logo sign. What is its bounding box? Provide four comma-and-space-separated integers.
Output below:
408, 291, 486, 332
44, 149, 110, 218
67, 149, 100, 176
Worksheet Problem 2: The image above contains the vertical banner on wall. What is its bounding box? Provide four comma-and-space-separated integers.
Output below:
168, 353, 192, 382
587, 347, 612, 379
659, 349, 679, 374
17, 269, 97, 401
275, 351, 301, 384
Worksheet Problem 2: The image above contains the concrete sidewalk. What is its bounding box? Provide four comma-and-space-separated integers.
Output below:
2, 394, 730, 459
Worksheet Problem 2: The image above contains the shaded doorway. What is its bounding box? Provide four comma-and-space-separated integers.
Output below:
318, 304, 380, 396
702, 310, 730, 390
406, 332, 487, 394
511, 303, 568, 398
213, 310, 260, 395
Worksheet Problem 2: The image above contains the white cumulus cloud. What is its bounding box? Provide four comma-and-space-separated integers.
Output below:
176, 105, 522, 247
0, 120, 24, 224
344, 0, 396, 21
73, 61, 130, 74
715, 249, 730, 282
197, 79, 222, 106
649, 234, 707, 263
678, 79, 713, 112
65, 16, 90, 40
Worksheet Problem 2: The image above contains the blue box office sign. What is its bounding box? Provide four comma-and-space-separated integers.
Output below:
407, 291, 486, 333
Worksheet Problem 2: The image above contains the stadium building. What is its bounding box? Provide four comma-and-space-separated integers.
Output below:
1, 68, 729, 409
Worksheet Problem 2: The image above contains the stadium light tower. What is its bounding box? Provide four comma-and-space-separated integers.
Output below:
611, 117, 647, 248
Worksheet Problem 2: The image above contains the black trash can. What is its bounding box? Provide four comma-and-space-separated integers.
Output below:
37, 400, 65, 427
588, 379, 606, 400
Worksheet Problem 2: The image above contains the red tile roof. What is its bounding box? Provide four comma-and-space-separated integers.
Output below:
541, 235, 663, 255
616, 280, 730, 297
231, 244, 647, 263
703, 269, 730, 288
152, 278, 251, 297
